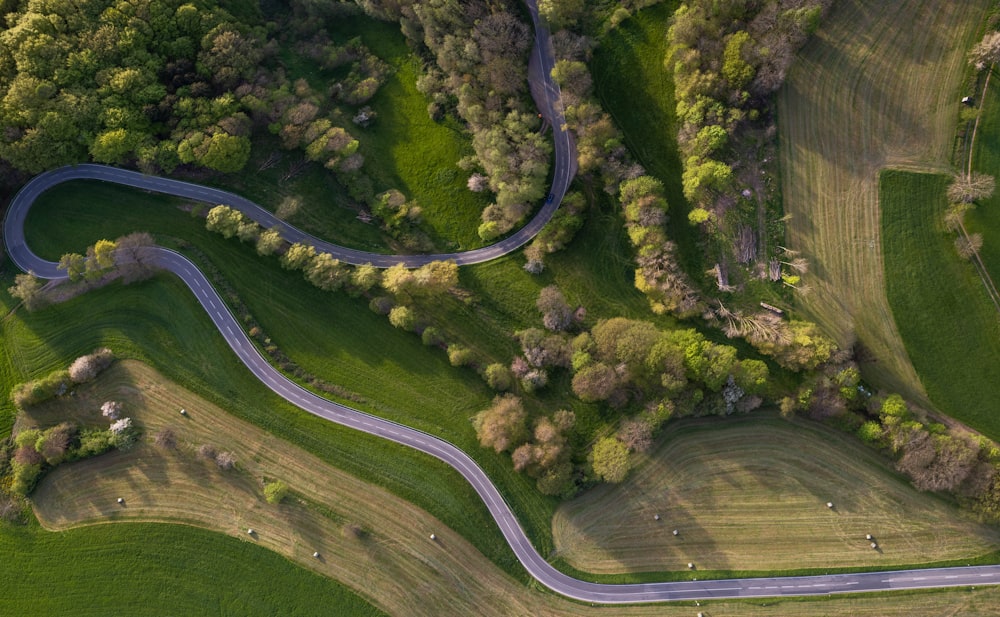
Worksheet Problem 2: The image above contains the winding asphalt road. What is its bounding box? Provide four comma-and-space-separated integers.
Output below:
5, 0, 1000, 605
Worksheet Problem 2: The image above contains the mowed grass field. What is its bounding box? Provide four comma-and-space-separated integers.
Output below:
881, 170, 1000, 438
20, 360, 553, 617
552, 413, 1000, 576
20, 182, 561, 559
0, 522, 385, 617
15, 361, 1000, 617
777, 0, 991, 400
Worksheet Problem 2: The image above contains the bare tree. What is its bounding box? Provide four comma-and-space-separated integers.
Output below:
115, 232, 157, 283
536, 285, 574, 331
618, 418, 653, 453
947, 172, 995, 204
215, 451, 237, 470
970, 31, 1000, 70
153, 428, 177, 449
956, 233, 984, 260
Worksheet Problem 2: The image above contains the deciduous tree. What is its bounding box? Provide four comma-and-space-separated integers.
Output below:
8, 272, 45, 310
472, 394, 528, 454
590, 436, 630, 483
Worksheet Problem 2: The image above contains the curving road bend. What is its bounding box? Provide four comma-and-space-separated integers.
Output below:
2, 3, 575, 273
5, 0, 1000, 604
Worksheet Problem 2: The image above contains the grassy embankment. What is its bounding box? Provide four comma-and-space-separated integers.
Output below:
18, 360, 561, 617
204, 16, 489, 252
881, 170, 1000, 437
589, 1, 703, 278
553, 412, 1000, 578
8, 200, 540, 576
777, 0, 991, 400
14, 360, 1000, 617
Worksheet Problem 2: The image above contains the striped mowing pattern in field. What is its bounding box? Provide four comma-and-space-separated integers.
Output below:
777, 0, 990, 399
21, 367, 1000, 617
25, 361, 555, 617
552, 415, 1000, 575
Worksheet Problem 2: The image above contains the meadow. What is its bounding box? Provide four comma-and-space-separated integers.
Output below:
777, 0, 991, 400
881, 170, 1000, 438
0, 521, 385, 617
12, 360, 1000, 617
589, 1, 703, 276
194, 16, 489, 253
553, 413, 1000, 577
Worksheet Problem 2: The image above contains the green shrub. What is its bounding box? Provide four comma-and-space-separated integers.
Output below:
75, 429, 115, 459
9, 461, 42, 496
388, 305, 417, 331
483, 363, 512, 391
857, 420, 884, 445
10, 370, 72, 408
447, 345, 476, 368
264, 480, 289, 504
35, 422, 77, 465
14, 429, 41, 450
421, 326, 444, 347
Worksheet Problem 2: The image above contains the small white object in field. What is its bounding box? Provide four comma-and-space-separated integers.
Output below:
180, 408, 187, 415
688, 562, 694, 569
430, 533, 436, 541
871, 542, 878, 550
117, 497, 124, 504
866, 534, 873, 540
313, 552, 320, 558
673, 529, 679, 536
248, 528, 254, 535
826, 502, 834, 508
653, 514, 660, 521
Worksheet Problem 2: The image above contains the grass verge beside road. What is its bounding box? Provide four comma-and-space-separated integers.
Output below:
553, 413, 1000, 575
881, 170, 1000, 438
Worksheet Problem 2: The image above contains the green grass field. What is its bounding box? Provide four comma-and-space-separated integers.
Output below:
777, 0, 991, 400
881, 170, 1000, 438
212, 15, 489, 252
0, 522, 385, 617
554, 412, 1000, 576
590, 1, 703, 277
20, 360, 555, 617
13, 361, 1000, 616
0, 251, 541, 580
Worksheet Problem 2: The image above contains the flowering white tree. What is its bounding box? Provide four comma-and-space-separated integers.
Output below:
101, 401, 122, 420
215, 451, 237, 470
467, 172, 489, 192
109, 417, 132, 435
109, 417, 138, 450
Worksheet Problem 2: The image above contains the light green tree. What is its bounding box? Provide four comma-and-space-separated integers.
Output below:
591, 437, 630, 483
